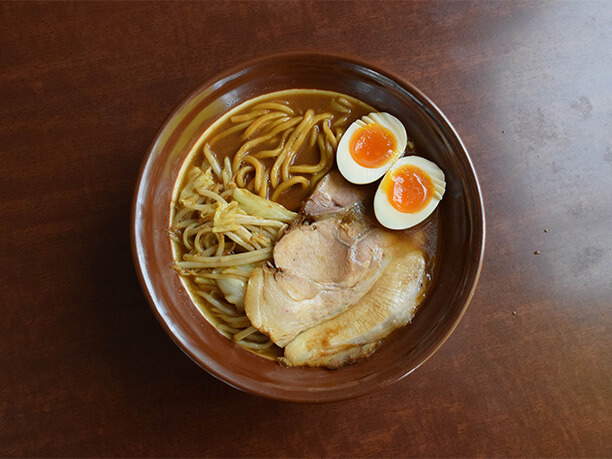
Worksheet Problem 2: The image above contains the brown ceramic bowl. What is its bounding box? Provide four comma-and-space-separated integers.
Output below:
131, 53, 485, 403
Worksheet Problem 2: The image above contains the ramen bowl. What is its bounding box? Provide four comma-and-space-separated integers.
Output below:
131, 53, 485, 403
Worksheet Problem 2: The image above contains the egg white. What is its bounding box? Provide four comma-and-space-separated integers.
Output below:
374, 156, 446, 230
336, 112, 408, 185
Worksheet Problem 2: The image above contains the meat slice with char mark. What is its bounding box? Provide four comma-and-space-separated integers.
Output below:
283, 247, 426, 368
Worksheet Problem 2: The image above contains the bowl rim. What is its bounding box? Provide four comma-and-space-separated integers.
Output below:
131, 51, 486, 403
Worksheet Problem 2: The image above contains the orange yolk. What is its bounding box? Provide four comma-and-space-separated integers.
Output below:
349, 124, 397, 168
385, 165, 434, 213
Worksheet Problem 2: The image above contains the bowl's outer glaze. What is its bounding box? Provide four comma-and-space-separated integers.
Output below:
131, 53, 485, 403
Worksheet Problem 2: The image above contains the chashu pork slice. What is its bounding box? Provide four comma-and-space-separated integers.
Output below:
245, 209, 387, 347
283, 247, 426, 368
301, 170, 369, 218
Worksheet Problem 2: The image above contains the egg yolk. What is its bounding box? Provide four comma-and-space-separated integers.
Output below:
385, 165, 434, 213
349, 124, 397, 168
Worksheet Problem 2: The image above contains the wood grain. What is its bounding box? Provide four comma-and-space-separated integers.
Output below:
0, 1, 610, 456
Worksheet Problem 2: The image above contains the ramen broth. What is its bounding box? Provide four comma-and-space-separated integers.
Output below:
170, 89, 440, 363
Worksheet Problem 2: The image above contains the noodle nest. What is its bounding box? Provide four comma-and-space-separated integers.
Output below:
171, 95, 362, 355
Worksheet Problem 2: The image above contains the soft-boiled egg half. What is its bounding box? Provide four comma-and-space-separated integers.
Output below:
374, 156, 446, 230
336, 112, 408, 184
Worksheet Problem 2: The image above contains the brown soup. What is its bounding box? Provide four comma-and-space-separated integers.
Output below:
170, 89, 440, 363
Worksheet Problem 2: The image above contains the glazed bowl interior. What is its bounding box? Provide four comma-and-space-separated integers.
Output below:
132, 53, 485, 403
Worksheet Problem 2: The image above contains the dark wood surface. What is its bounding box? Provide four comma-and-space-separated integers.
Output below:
1, 1, 610, 457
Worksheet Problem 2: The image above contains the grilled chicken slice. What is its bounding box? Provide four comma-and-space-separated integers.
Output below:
283, 248, 426, 368
245, 209, 386, 347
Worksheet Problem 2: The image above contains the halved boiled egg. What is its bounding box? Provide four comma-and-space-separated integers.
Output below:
336, 112, 407, 184
374, 156, 446, 230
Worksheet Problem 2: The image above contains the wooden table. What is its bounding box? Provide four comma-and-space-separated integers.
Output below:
1, 1, 610, 456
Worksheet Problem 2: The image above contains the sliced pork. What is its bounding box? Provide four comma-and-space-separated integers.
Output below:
283, 247, 426, 368
245, 208, 387, 347
301, 170, 369, 218
244, 171, 430, 365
